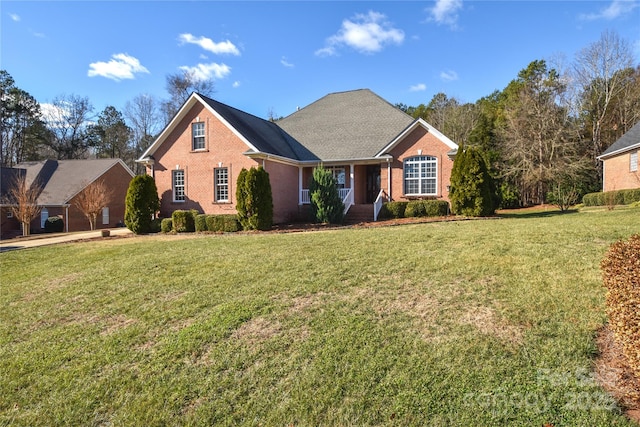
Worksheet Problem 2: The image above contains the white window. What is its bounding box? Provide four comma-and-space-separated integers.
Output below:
214, 167, 229, 202
631, 150, 638, 172
102, 207, 109, 225
173, 170, 185, 202
327, 166, 346, 188
403, 156, 437, 196
192, 122, 205, 150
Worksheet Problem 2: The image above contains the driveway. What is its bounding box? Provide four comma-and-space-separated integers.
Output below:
0, 228, 133, 252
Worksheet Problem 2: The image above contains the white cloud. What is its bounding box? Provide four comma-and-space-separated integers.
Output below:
428, 0, 463, 28
579, 0, 638, 20
316, 11, 404, 56
178, 33, 240, 55
232, 81, 241, 88
410, 83, 427, 92
281, 56, 294, 68
87, 53, 149, 81
440, 70, 459, 81
10, 13, 20, 22
179, 63, 231, 81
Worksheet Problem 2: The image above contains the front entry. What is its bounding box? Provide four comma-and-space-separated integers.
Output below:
366, 165, 381, 204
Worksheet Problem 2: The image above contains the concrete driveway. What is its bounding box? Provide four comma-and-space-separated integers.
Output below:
0, 228, 133, 252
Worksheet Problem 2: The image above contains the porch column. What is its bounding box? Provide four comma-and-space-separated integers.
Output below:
387, 159, 391, 199
349, 164, 354, 196
65, 205, 69, 233
298, 166, 303, 204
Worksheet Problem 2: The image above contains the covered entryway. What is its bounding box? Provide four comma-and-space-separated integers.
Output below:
365, 165, 381, 204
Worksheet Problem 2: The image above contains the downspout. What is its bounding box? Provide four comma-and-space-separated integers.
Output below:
387, 159, 391, 201
350, 164, 354, 204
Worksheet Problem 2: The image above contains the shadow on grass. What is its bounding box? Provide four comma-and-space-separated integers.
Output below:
497, 208, 579, 219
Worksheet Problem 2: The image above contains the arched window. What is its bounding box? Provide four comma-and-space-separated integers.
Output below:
403, 156, 437, 196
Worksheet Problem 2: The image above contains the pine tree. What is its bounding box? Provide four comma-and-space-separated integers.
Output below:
309, 165, 344, 224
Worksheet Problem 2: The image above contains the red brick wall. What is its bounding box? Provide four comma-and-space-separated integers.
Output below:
149, 104, 300, 224
384, 126, 455, 203
603, 151, 640, 191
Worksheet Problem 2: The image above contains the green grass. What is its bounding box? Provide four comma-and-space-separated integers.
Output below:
1, 208, 639, 426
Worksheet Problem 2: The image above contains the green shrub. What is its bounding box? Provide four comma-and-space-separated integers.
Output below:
404, 200, 449, 218
405, 200, 427, 217
309, 165, 344, 224
172, 210, 195, 233
205, 214, 240, 232
583, 189, 640, 207
44, 216, 64, 233
601, 234, 640, 379
236, 167, 273, 231
160, 218, 173, 233
124, 175, 160, 234
450, 145, 497, 217
379, 201, 408, 219
195, 214, 208, 232
149, 218, 162, 233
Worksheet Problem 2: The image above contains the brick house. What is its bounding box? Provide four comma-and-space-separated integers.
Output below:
0, 159, 134, 237
137, 89, 458, 223
598, 121, 640, 192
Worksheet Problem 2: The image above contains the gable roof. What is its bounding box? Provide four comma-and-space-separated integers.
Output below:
598, 121, 640, 160
140, 93, 317, 163
14, 159, 134, 206
277, 89, 415, 160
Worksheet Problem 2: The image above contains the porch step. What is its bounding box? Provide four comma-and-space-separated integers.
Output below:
343, 204, 374, 224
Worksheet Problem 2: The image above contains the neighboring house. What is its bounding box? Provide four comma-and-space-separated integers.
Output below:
0, 159, 134, 237
598, 121, 640, 192
137, 89, 458, 223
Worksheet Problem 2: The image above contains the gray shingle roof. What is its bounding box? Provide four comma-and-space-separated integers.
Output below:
14, 159, 133, 205
277, 89, 414, 160
198, 94, 318, 161
600, 121, 640, 158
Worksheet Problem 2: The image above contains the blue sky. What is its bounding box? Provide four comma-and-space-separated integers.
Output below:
2, 1, 639, 121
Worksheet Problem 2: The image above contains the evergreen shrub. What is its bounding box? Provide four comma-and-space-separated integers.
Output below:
172, 210, 195, 233
309, 165, 344, 224
124, 175, 160, 234
236, 167, 273, 230
160, 218, 173, 233
449, 145, 497, 217
582, 189, 640, 207
195, 214, 208, 232
405, 200, 427, 217
601, 234, 640, 378
205, 215, 241, 232
44, 216, 64, 233
149, 218, 162, 233
379, 201, 408, 219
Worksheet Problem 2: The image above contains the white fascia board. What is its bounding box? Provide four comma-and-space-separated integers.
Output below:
597, 142, 640, 161
243, 151, 301, 166
375, 118, 458, 157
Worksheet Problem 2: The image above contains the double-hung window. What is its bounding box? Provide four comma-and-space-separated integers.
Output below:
214, 167, 229, 202
192, 122, 205, 150
631, 150, 638, 172
173, 170, 185, 202
403, 155, 437, 196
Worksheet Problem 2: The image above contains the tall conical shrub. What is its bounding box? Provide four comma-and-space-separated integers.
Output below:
449, 145, 497, 217
124, 174, 160, 234
236, 166, 273, 230
309, 165, 344, 224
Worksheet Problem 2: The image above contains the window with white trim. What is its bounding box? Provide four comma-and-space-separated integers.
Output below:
192, 122, 205, 150
327, 166, 346, 188
403, 155, 437, 196
172, 170, 185, 202
102, 207, 109, 225
631, 150, 638, 172
214, 167, 229, 202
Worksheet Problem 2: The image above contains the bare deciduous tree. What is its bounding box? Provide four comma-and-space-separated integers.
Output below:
4, 174, 41, 236
124, 94, 161, 174
74, 180, 113, 230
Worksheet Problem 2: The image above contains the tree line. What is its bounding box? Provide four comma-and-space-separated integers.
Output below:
2, 30, 638, 206
0, 69, 215, 174
397, 30, 639, 207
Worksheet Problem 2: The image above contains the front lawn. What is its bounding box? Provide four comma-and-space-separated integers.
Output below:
1, 208, 638, 426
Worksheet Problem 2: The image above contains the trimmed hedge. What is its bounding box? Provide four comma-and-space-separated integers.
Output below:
583, 189, 640, 207
149, 218, 162, 233
172, 210, 196, 233
379, 200, 449, 219
204, 214, 241, 232
161, 218, 173, 233
601, 234, 640, 379
195, 214, 208, 232
44, 216, 64, 233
